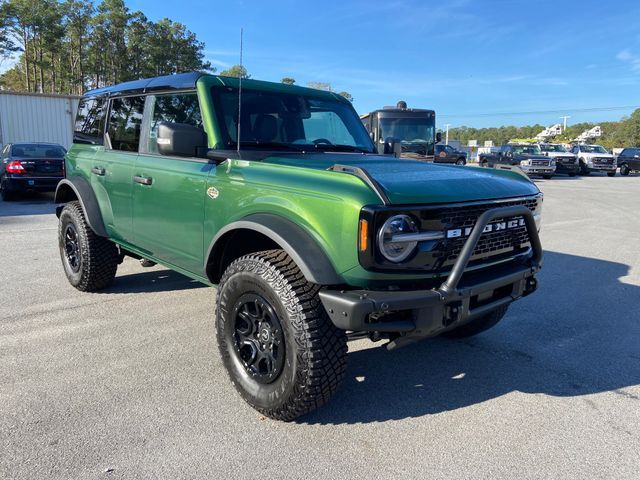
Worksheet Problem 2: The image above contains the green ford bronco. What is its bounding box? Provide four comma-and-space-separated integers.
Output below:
56, 72, 543, 421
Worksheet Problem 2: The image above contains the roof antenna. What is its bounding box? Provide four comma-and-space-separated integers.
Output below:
236, 27, 244, 153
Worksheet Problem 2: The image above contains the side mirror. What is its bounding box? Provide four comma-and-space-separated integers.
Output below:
383, 137, 402, 157
157, 122, 207, 158
435, 132, 442, 143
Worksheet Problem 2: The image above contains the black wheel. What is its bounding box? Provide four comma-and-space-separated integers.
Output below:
140, 259, 157, 267
455, 158, 466, 166
444, 305, 509, 339
620, 164, 630, 176
216, 249, 348, 421
481, 160, 489, 168
607, 171, 616, 177
568, 172, 577, 177
542, 174, 553, 180
58, 201, 119, 292
579, 160, 590, 175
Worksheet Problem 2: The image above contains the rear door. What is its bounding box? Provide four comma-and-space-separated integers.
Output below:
132, 91, 213, 274
101, 95, 145, 244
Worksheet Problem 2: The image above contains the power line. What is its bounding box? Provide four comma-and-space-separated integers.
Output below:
439, 105, 640, 119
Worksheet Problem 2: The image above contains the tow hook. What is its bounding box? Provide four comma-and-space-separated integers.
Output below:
443, 301, 463, 326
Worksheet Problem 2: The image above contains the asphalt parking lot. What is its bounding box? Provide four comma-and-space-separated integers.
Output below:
1, 175, 639, 480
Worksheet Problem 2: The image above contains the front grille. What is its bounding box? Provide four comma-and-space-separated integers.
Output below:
436, 197, 537, 268
593, 157, 614, 166
556, 156, 575, 163
531, 159, 551, 167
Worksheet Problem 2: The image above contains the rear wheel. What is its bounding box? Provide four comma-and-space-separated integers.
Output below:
620, 163, 630, 176
216, 249, 348, 421
444, 305, 509, 338
58, 201, 119, 291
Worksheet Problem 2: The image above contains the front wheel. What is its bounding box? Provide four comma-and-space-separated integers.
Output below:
620, 164, 630, 176
58, 201, 119, 291
444, 305, 509, 338
215, 249, 348, 421
579, 160, 590, 175
607, 171, 616, 177
455, 158, 466, 166
542, 174, 554, 180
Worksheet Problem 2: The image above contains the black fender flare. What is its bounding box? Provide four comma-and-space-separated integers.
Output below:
54, 177, 108, 237
206, 213, 344, 285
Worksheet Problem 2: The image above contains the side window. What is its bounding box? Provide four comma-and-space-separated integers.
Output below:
74, 97, 106, 145
144, 93, 203, 154
107, 96, 145, 152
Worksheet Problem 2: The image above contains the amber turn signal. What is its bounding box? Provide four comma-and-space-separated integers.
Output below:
358, 219, 368, 252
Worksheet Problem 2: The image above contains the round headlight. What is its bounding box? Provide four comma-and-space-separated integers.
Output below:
377, 214, 419, 263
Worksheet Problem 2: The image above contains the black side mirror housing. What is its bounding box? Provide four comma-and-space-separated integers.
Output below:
435, 132, 442, 143
383, 137, 402, 157
157, 122, 207, 158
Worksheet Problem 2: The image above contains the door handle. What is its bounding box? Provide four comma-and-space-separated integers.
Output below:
91, 166, 105, 176
133, 175, 153, 185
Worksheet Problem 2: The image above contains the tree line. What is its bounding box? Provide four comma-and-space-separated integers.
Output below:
447, 109, 640, 149
0, 0, 211, 95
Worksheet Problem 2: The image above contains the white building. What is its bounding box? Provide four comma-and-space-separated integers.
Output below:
0, 91, 80, 150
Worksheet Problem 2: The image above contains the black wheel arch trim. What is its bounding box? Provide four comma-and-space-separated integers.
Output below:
205, 213, 344, 286
54, 177, 108, 237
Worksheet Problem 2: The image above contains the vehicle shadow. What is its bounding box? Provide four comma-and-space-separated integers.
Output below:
101, 268, 206, 294
301, 251, 640, 425
0, 192, 56, 217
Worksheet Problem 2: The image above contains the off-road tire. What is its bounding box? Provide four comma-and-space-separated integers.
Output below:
443, 304, 509, 339
58, 201, 119, 292
607, 171, 616, 177
215, 249, 348, 421
620, 163, 630, 176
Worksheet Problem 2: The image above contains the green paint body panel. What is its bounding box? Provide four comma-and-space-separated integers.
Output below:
64, 73, 541, 289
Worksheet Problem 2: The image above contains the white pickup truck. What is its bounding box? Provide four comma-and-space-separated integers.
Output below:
570, 144, 616, 176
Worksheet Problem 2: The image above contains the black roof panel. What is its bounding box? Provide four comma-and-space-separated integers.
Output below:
84, 71, 206, 98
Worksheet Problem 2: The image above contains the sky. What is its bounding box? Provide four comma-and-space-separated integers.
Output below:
31, 0, 640, 128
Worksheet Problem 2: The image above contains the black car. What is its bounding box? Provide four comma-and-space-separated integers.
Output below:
479, 144, 556, 179
434, 144, 467, 165
0, 142, 66, 201
616, 147, 640, 176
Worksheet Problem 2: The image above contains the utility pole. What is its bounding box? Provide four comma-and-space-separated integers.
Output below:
444, 124, 450, 145
560, 115, 571, 133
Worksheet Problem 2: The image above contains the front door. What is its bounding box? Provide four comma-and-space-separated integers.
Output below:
131, 92, 211, 274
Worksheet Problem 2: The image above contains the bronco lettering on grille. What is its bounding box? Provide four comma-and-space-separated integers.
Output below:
446, 217, 526, 239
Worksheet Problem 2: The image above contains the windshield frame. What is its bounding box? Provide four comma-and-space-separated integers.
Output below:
209, 86, 376, 153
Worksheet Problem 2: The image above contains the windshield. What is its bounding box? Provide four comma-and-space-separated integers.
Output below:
540, 144, 567, 153
379, 117, 435, 155
211, 87, 375, 153
511, 145, 541, 155
581, 145, 608, 154
11, 144, 65, 158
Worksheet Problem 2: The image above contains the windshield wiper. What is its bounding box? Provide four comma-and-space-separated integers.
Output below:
313, 143, 372, 153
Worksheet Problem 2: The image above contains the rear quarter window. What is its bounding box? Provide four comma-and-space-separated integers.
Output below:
74, 97, 107, 145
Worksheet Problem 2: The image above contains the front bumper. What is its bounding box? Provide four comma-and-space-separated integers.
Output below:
319, 205, 542, 348
3, 176, 63, 192
555, 162, 579, 174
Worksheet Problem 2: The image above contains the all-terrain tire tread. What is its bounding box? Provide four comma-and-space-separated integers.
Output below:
59, 201, 119, 292
216, 249, 348, 421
